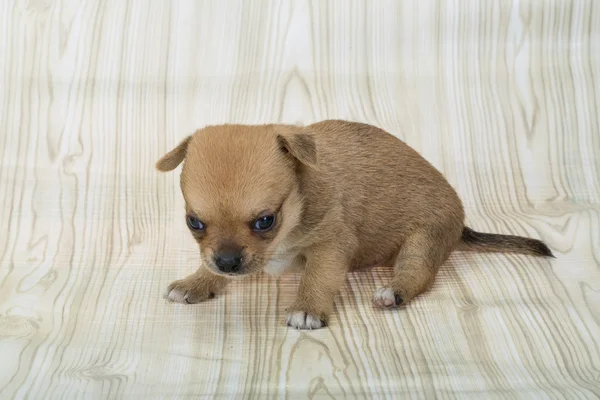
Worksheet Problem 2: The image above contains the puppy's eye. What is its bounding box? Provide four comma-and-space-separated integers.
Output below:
186, 215, 205, 231
252, 214, 276, 232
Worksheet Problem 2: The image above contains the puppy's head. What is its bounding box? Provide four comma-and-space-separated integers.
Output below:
156, 124, 316, 276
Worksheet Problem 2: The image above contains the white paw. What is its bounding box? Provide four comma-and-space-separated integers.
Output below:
163, 280, 214, 304
372, 287, 401, 308
285, 311, 326, 330
164, 286, 188, 303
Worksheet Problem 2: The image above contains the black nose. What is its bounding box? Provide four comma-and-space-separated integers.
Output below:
214, 250, 242, 273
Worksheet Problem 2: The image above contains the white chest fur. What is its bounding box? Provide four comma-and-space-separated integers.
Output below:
263, 246, 299, 276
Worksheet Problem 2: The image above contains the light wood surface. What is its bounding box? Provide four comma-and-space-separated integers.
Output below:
1, 0, 599, 398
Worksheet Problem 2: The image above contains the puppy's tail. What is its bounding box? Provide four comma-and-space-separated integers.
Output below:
459, 227, 554, 258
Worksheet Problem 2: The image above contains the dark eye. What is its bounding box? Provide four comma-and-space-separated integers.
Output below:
186, 215, 205, 231
252, 214, 276, 232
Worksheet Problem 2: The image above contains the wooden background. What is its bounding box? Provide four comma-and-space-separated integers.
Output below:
1, 0, 599, 398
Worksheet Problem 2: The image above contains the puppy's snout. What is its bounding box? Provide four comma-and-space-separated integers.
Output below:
214, 245, 243, 273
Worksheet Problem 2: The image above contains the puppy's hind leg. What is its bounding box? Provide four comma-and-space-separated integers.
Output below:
372, 227, 459, 308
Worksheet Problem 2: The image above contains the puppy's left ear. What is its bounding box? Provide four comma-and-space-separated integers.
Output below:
276, 132, 317, 168
156, 136, 192, 172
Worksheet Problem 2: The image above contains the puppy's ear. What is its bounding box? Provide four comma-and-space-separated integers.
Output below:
156, 136, 192, 172
276, 133, 317, 168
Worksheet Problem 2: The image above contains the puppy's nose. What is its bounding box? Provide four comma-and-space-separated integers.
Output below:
214, 249, 242, 273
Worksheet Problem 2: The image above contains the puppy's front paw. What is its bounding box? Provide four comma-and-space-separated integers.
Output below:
285, 310, 327, 330
372, 287, 404, 309
164, 278, 216, 304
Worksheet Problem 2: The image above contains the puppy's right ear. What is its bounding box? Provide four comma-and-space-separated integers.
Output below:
155, 136, 192, 172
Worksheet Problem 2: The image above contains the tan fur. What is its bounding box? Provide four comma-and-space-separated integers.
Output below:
157, 120, 554, 329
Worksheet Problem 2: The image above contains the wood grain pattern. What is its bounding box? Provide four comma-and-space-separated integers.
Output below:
1, 0, 599, 398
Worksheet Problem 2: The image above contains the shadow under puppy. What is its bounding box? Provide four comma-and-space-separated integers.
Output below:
157, 120, 554, 329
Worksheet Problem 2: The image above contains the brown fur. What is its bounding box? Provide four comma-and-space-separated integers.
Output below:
157, 120, 554, 329
460, 227, 554, 257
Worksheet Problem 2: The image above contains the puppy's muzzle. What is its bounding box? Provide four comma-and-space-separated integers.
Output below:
213, 245, 243, 273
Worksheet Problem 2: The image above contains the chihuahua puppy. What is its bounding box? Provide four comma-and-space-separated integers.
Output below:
157, 120, 553, 329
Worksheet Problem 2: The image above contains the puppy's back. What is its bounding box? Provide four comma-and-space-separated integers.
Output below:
305, 120, 460, 214
300, 120, 464, 263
